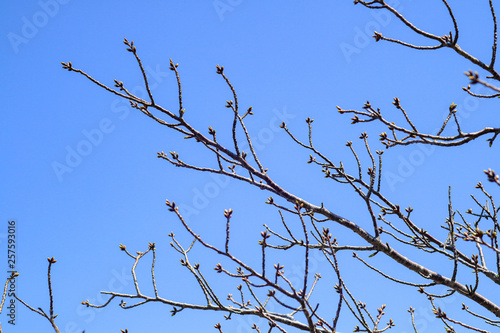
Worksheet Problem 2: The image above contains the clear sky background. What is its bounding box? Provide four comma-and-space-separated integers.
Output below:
1, 1, 499, 332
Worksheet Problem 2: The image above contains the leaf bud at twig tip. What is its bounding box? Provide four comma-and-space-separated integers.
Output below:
392, 97, 400, 108
119, 244, 126, 251
61, 61, 73, 71
449, 103, 457, 112
169, 59, 179, 71
484, 169, 499, 183
224, 208, 233, 218
464, 70, 479, 83
47, 257, 57, 264
373, 31, 382, 42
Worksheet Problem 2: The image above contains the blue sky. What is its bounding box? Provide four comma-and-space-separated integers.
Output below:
1, 1, 499, 332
